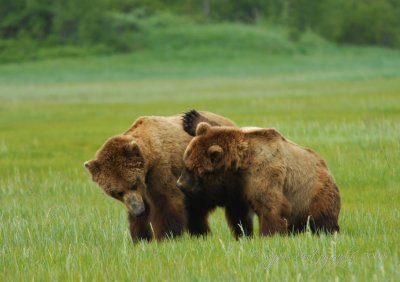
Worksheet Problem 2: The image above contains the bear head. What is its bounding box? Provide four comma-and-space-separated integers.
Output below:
84, 135, 147, 217
177, 122, 247, 194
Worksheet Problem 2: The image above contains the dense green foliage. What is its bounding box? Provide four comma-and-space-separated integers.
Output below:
0, 18, 337, 63
0, 46, 399, 280
1, 0, 400, 63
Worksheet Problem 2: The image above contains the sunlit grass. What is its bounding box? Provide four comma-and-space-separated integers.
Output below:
0, 47, 399, 281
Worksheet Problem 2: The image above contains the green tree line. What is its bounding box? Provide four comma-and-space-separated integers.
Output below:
1, 0, 400, 54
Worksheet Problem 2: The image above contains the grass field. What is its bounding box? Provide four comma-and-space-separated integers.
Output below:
0, 45, 399, 281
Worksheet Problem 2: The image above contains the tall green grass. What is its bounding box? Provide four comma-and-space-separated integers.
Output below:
0, 44, 399, 280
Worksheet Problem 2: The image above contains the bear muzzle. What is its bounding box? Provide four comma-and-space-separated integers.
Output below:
176, 176, 202, 194
176, 178, 184, 190
124, 191, 145, 217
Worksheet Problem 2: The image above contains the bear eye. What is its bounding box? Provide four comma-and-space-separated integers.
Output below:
130, 183, 138, 191
110, 191, 124, 199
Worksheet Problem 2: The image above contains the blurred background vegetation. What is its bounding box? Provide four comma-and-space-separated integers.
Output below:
1, 2, 399, 280
1, 0, 400, 63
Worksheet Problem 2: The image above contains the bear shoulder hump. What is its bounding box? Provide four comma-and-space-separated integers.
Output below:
243, 127, 284, 142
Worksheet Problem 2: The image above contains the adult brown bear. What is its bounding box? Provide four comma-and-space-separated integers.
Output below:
84, 111, 235, 241
179, 110, 254, 238
177, 115, 341, 236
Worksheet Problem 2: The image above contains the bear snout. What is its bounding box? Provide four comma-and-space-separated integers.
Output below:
131, 203, 145, 217
124, 192, 145, 217
176, 177, 193, 193
176, 178, 184, 190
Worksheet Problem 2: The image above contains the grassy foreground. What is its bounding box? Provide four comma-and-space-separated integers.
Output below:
0, 47, 399, 281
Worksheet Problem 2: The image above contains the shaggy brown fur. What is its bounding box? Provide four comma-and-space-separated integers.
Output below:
84, 112, 235, 241
178, 167, 254, 238
178, 122, 341, 236
178, 110, 253, 239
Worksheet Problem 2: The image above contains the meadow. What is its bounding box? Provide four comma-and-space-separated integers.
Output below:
0, 43, 399, 280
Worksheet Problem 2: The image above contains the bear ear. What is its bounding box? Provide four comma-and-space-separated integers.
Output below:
207, 145, 223, 164
124, 140, 142, 158
84, 160, 101, 176
196, 122, 211, 136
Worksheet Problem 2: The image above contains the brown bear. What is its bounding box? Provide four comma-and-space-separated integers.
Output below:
84, 111, 236, 241
177, 120, 341, 236
178, 111, 254, 239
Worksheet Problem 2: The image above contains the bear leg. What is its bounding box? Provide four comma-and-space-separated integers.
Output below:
309, 182, 341, 234
225, 202, 253, 239
187, 206, 213, 237
250, 189, 290, 236
259, 213, 288, 236
149, 205, 187, 240
309, 213, 340, 234
128, 213, 152, 242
